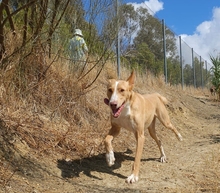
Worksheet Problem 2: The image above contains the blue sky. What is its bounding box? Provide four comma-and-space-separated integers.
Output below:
124, 0, 220, 63
128, 0, 218, 35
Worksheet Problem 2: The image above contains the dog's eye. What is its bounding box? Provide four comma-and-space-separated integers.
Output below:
120, 89, 125, 92
108, 88, 113, 93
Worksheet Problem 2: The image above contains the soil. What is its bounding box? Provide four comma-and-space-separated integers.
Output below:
0, 89, 220, 193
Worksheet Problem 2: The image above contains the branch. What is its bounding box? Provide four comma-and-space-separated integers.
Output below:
53, 0, 70, 32
4, 2, 15, 34
2, 0, 37, 26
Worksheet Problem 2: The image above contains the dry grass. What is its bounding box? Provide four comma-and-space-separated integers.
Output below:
0, 53, 219, 192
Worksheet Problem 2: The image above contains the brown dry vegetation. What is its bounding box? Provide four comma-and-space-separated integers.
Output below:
0, 58, 220, 192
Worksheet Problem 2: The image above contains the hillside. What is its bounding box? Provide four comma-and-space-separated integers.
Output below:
0, 66, 220, 193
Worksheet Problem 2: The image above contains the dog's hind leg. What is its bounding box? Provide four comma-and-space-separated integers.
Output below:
148, 117, 167, 162
156, 106, 183, 141
104, 125, 121, 167
165, 122, 182, 141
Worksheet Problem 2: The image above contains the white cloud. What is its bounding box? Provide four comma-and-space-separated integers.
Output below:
181, 7, 220, 64
127, 0, 164, 15
125, 1, 219, 67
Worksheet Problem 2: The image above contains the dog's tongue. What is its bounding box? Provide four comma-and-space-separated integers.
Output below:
104, 98, 109, 105
112, 104, 124, 118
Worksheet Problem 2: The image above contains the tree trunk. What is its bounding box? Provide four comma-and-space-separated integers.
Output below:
0, 0, 8, 63
47, 0, 60, 58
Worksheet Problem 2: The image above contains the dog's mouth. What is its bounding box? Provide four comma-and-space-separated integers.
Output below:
104, 98, 125, 118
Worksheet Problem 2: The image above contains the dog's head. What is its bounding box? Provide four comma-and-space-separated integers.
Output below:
104, 71, 135, 118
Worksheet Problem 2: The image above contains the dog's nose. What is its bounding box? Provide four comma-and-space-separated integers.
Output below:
110, 101, 117, 108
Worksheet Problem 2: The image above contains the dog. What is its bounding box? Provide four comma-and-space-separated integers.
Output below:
210, 86, 216, 96
104, 71, 182, 183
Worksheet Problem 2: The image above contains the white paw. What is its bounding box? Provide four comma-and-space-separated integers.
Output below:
126, 174, 139, 183
106, 151, 115, 166
177, 133, 183, 141
160, 155, 167, 163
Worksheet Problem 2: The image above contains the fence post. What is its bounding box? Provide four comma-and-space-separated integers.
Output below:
162, 19, 167, 84
116, 0, 120, 78
200, 56, 203, 88
192, 48, 196, 88
205, 60, 207, 87
179, 36, 184, 88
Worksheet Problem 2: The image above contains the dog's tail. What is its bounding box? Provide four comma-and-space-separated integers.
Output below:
157, 93, 168, 105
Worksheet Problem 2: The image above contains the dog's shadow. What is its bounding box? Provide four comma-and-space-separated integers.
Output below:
57, 149, 159, 180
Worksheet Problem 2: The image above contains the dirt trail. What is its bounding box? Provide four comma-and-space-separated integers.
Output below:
1, 94, 220, 193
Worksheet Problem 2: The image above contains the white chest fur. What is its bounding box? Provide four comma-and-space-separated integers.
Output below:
111, 103, 136, 132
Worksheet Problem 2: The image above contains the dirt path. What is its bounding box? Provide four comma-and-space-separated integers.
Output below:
59, 95, 219, 193
1, 95, 220, 193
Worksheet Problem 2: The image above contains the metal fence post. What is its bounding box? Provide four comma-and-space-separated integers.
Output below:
205, 60, 207, 86
179, 36, 184, 88
192, 48, 196, 88
162, 19, 167, 84
200, 56, 203, 88
116, 0, 120, 78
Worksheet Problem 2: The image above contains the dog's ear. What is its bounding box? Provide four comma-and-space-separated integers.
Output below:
127, 71, 135, 90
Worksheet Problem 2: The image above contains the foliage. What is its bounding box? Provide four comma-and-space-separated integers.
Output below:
180, 57, 211, 87
0, 0, 119, 95
118, 4, 179, 78
166, 57, 181, 85
134, 7, 163, 61
210, 55, 220, 93
0, 0, 213, 95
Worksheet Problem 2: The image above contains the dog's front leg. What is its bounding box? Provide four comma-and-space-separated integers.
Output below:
104, 125, 121, 167
126, 130, 145, 183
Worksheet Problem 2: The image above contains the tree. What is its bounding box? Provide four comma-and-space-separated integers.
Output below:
193, 57, 202, 87
125, 42, 155, 73
134, 7, 163, 61
119, 4, 138, 54
117, 4, 179, 77
167, 57, 181, 85
0, 0, 17, 63
183, 64, 193, 86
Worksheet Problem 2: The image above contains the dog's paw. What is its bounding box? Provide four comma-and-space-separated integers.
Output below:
177, 133, 183, 141
160, 155, 167, 163
106, 151, 115, 167
126, 174, 139, 183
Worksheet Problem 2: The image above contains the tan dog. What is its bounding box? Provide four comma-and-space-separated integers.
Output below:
104, 71, 182, 183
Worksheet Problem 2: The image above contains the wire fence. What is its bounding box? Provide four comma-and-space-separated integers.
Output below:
65, 0, 213, 88
178, 36, 212, 88
115, 1, 213, 88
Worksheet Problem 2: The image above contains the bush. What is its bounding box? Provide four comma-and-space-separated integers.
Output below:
210, 55, 220, 99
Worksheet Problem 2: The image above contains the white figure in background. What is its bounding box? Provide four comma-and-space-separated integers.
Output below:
68, 29, 88, 71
